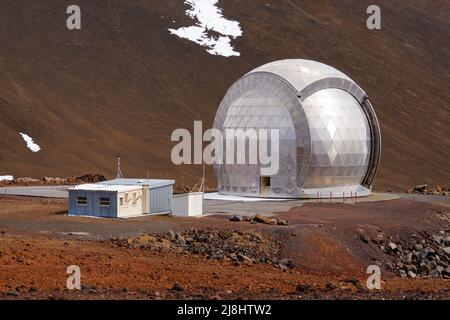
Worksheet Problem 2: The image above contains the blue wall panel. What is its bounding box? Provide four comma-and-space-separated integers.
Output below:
69, 190, 117, 217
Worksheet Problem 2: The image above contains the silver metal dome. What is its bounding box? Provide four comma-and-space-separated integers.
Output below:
213, 59, 381, 198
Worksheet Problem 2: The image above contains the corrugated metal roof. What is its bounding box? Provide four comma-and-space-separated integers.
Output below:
103, 179, 175, 189
68, 184, 142, 192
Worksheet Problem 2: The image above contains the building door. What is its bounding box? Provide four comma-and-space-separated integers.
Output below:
260, 176, 271, 197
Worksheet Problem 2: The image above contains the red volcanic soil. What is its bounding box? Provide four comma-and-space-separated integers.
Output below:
0, 196, 449, 299
0, 1, 449, 190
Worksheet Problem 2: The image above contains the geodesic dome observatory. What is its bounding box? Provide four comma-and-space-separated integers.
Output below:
213, 59, 381, 199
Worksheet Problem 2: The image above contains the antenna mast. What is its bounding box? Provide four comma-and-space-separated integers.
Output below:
116, 156, 124, 179
191, 162, 206, 193
200, 162, 205, 193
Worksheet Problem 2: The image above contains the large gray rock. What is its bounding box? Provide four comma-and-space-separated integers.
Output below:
229, 215, 243, 222
443, 267, 450, 278
276, 218, 289, 226
388, 242, 398, 251
413, 184, 427, 193
278, 259, 295, 270
407, 271, 417, 278
444, 237, 450, 246
421, 247, 436, 259
237, 253, 253, 264
254, 214, 277, 225
432, 235, 443, 245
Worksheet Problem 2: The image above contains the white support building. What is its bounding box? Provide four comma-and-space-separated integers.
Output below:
68, 179, 174, 218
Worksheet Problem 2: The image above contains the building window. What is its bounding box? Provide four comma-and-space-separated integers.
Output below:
77, 196, 88, 206
119, 197, 124, 207
132, 192, 137, 207
125, 193, 129, 206
100, 197, 110, 207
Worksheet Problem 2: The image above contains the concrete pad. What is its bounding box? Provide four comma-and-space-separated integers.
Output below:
203, 192, 290, 202
0, 186, 69, 198
203, 192, 401, 217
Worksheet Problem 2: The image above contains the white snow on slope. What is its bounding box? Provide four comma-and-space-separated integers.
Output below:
169, 0, 243, 57
19, 133, 41, 152
0, 175, 14, 182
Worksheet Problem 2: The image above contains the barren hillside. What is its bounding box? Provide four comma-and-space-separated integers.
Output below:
0, 0, 449, 190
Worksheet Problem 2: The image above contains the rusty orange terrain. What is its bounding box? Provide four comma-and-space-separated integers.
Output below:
0, 196, 449, 300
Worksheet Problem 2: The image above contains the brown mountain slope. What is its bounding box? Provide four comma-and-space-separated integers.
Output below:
0, 0, 449, 190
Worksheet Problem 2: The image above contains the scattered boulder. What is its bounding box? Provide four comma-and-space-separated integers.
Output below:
295, 284, 314, 293
159, 239, 171, 251
81, 284, 92, 291
135, 235, 156, 245
421, 247, 436, 259
360, 234, 369, 244
276, 218, 289, 226
407, 271, 417, 278
430, 268, 441, 278
15, 177, 40, 184
208, 253, 224, 260
175, 233, 185, 242
413, 185, 427, 193
443, 267, 450, 278
229, 215, 243, 222
377, 229, 450, 279
278, 258, 295, 270
388, 242, 398, 251
112, 229, 283, 269
171, 283, 184, 292
43, 177, 66, 184
74, 174, 107, 183
6, 290, 19, 297
253, 214, 277, 225
237, 253, 253, 264
431, 235, 443, 245
408, 185, 450, 196
340, 278, 364, 291
1, 173, 107, 187
444, 237, 450, 246
229, 214, 287, 226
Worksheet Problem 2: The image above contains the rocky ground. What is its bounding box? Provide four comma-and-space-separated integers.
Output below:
0, 195, 449, 300
174, 184, 217, 195
407, 185, 450, 197
113, 229, 292, 270
0, 174, 107, 187
367, 227, 450, 279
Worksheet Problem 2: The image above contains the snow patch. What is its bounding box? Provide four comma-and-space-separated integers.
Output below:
0, 175, 14, 182
169, 0, 243, 57
19, 133, 41, 152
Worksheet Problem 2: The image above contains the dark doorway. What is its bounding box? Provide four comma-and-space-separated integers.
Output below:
260, 176, 271, 197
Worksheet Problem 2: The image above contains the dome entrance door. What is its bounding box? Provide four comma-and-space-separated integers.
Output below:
260, 176, 271, 197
